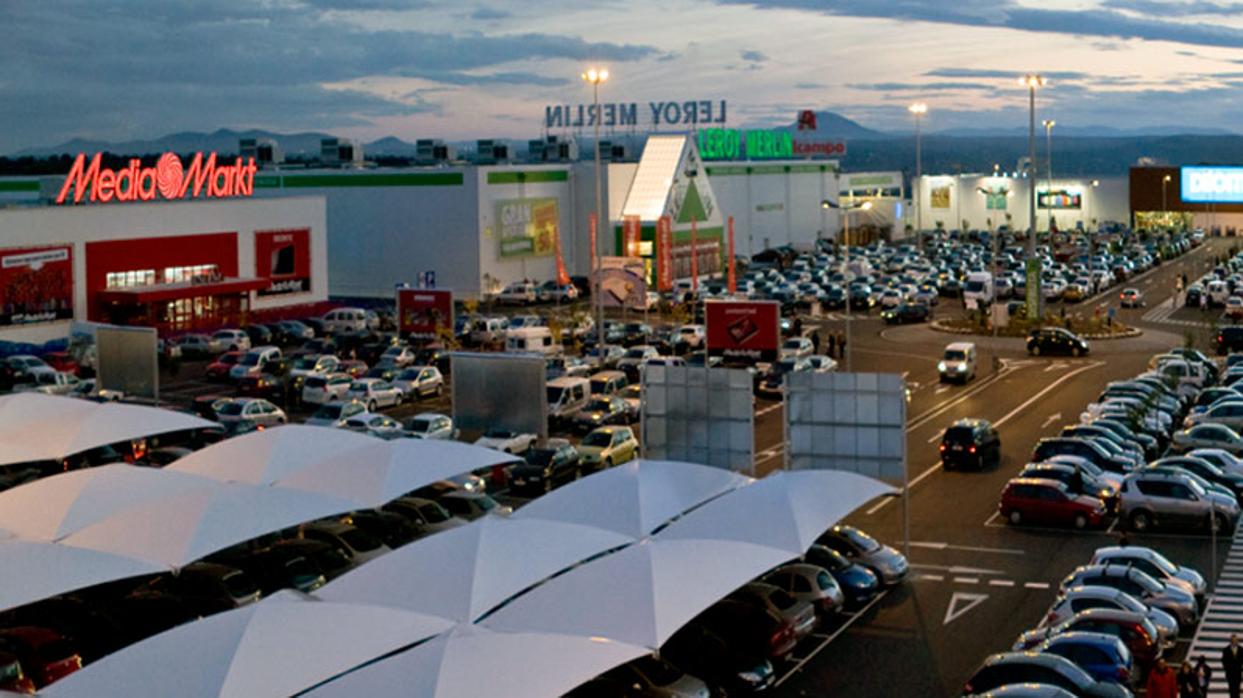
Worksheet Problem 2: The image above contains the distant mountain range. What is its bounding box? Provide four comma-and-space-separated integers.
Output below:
6, 114, 1243, 176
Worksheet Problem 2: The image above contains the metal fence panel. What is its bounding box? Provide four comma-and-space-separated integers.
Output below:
641, 365, 754, 473
786, 372, 906, 485
96, 326, 158, 401
450, 352, 548, 440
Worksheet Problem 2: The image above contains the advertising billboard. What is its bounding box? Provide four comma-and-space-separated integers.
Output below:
706, 300, 780, 362
397, 288, 454, 338
0, 245, 74, 326
1038, 189, 1082, 210
1182, 166, 1243, 203
594, 257, 647, 309
254, 228, 311, 296
497, 198, 559, 258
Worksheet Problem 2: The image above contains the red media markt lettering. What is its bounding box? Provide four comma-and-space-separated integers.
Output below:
55, 152, 258, 205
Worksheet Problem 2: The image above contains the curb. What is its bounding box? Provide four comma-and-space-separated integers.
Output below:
928, 319, 1142, 341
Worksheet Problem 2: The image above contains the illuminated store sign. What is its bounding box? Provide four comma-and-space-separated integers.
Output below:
698, 128, 845, 161
56, 152, 258, 205
1182, 166, 1243, 203
544, 100, 728, 128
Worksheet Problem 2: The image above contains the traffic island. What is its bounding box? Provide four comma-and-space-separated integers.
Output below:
930, 314, 1141, 340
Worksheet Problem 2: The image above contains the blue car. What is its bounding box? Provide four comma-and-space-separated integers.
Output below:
1037, 631, 1134, 686
804, 544, 880, 609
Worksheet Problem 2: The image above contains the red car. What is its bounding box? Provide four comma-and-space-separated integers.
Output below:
0, 649, 35, 694
205, 352, 242, 382
339, 359, 368, 378
999, 477, 1107, 529
39, 352, 79, 376
0, 627, 82, 688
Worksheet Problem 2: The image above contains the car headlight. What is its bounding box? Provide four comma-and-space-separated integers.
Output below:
955, 364, 966, 372
937, 361, 947, 371
737, 671, 765, 686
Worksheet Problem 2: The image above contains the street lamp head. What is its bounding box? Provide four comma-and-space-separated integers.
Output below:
1163, 174, 1172, 182
908, 102, 927, 115
821, 199, 833, 210
1042, 119, 1055, 129
1020, 74, 1047, 88
1091, 179, 1100, 187
860, 201, 873, 211
581, 67, 609, 84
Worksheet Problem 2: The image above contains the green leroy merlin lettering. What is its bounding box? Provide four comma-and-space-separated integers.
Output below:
697, 129, 794, 160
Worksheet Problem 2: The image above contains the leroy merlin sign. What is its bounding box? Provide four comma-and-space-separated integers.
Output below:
698, 128, 794, 161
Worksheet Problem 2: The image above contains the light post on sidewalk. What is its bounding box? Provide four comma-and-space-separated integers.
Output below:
821, 198, 872, 372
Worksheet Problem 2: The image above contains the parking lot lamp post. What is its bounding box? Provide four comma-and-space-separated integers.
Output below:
1088, 179, 1099, 261
1021, 74, 1046, 318
908, 103, 927, 250
1042, 119, 1055, 234
583, 67, 609, 351
1162, 174, 1172, 228
822, 199, 872, 372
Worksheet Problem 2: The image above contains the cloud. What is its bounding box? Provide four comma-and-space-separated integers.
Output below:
848, 81, 1002, 92
795, 82, 828, 89
1101, 0, 1243, 17
740, 49, 767, 62
469, 6, 511, 20
716, 0, 1243, 48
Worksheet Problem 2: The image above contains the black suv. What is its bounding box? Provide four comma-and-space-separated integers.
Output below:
1217, 326, 1243, 355
940, 418, 1001, 470
1027, 328, 1090, 357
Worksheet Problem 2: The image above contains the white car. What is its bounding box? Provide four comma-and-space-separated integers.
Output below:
342, 413, 405, 439
405, 412, 457, 440
209, 329, 251, 354
507, 315, 545, 330
301, 372, 355, 405
214, 398, 287, 427
537, 282, 579, 303
378, 345, 417, 368
497, 282, 538, 305
305, 400, 368, 428
617, 345, 660, 371
879, 289, 903, 308
288, 354, 340, 379
675, 324, 706, 350
15, 367, 81, 395
805, 355, 838, 372
780, 337, 814, 360
6, 354, 50, 375
473, 428, 537, 454
345, 378, 403, 411
392, 366, 444, 400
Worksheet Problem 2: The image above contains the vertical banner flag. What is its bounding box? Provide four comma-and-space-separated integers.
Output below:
657, 216, 673, 292
588, 213, 598, 268
623, 215, 642, 257
690, 217, 699, 292
727, 216, 737, 295
553, 222, 571, 286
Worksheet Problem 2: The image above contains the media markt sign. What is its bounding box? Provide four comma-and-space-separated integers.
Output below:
55, 152, 258, 205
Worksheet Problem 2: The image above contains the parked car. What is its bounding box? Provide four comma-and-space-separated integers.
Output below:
1119, 469, 1240, 533
1028, 328, 1090, 357
437, 491, 512, 521
694, 599, 800, 661
578, 426, 639, 470
999, 478, 1108, 529
205, 351, 242, 381
209, 329, 251, 353
881, 303, 931, 324
510, 440, 581, 495
1016, 610, 1159, 672
0, 649, 36, 694
344, 378, 403, 411
961, 651, 1131, 697
1041, 585, 1178, 649
571, 395, 632, 432
391, 366, 444, 400
0, 626, 82, 688
212, 398, 287, 427
341, 413, 405, 439
597, 657, 712, 698
209, 546, 326, 595
143, 561, 262, 609
14, 368, 81, 396
940, 418, 1001, 470
1087, 546, 1205, 602
1060, 564, 1199, 630
815, 525, 909, 586
497, 282, 538, 305
763, 562, 846, 616
298, 521, 391, 568
382, 496, 467, 535
339, 510, 422, 549
172, 334, 214, 358
1034, 633, 1134, 686
268, 538, 353, 581
803, 544, 881, 609
473, 428, 538, 454
301, 372, 355, 406
304, 400, 367, 428
661, 621, 776, 695
404, 412, 457, 440
1170, 423, 1243, 455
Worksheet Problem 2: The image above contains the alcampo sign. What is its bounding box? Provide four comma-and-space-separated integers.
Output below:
55, 152, 258, 205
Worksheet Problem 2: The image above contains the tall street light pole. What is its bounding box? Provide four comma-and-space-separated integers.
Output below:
1162, 174, 1172, 227
822, 198, 872, 372
1042, 119, 1055, 235
1022, 74, 1046, 320
582, 67, 609, 351
908, 102, 927, 251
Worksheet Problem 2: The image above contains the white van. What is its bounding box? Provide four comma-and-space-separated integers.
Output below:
1208, 280, 1230, 307
322, 307, 369, 334
938, 342, 977, 383
505, 327, 559, 355
547, 376, 591, 423
963, 272, 994, 309
469, 317, 509, 345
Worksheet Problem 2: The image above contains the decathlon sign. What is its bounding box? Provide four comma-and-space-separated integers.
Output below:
1181, 166, 1243, 204
55, 152, 258, 205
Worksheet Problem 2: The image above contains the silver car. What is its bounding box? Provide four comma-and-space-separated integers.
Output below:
1041, 585, 1178, 648
1088, 545, 1206, 601
815, 525, 909, 586
1060, 564, 1199, 629
305, 400, 368, 428
1119, 470, 1239, 533
764, 562, 846, 616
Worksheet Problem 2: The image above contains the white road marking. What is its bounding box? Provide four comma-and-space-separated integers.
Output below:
918, 574, 945, 582
943, 592, 988, 625
989, 579, 1016, 587
1043, 362, 1070, 373
992, 362, 1105, 430
907, 541, 1025, 556
935, 385, 950, 395
953, 577, 980, 585
1024, 582, 1050, 590
1041, 412, 1062, 429
927, 431, 944, 444
773, 590, 889, 687
909, 563, 1008, 576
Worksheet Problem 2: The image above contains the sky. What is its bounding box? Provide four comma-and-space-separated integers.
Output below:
4, 0, 1243, 154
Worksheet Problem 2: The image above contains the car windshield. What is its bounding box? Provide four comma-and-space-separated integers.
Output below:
526, 449, 556, 465
546, 387, 564, 403
767, 588, 798, 610
221, 570, 258, 598
219, 354, 239, 365
292, 357, 318, 369
0, 658, 23, 682
476, 496, 497, 511
632, 657, 682, 686
839, 526, 881, 552
340, 528, 382, 552
483, 428, 514, 439
583, 431, 613, 447
349, 382, 369, 392
944, 350, 967, 361
313, 405, 343, 419
239, 353, 262, 366
773, 359, 798, 374
216, 402, 245, 416
586, 398, 613, 412
783, 339, 803, 349
408, 419, 431, 433
625, 348, 648, 358
304, 377, 326, 388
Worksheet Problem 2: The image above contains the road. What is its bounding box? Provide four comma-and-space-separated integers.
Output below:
769, 240, 1236, 696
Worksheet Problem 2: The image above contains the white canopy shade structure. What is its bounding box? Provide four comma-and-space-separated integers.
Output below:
302, 625, 648, 698
656, 470, 896, 555
481, 538, 795, 649
0, 464, 217, 541
513, 460, 751, 539
56, 479, 358, 568
0, 538, 163, 613
0, 393, 215, 466
319, 516, 632, 622
43, 591, 454, 698
166, 425, 378, 484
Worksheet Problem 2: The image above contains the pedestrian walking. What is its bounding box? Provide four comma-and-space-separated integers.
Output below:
1196, 656, 1213, 698
1178, 660, 1201, 698
827, 332, 837, 358
1224, 634, 1243, 698
837, 330, 847, 361
811, 330, 821, 354
1148, 659, 1178, 698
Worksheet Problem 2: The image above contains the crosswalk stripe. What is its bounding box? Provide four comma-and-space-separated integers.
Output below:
1187, 522, 1243, 666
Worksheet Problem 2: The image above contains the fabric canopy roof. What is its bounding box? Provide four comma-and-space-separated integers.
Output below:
302, 625, 648, 698
0, 393, 215, 466
43, 591, 454, 698
513, 460, 750, 539
0, 538, 163, 614
166, 425, 378, 484
319, 516, 631, 622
